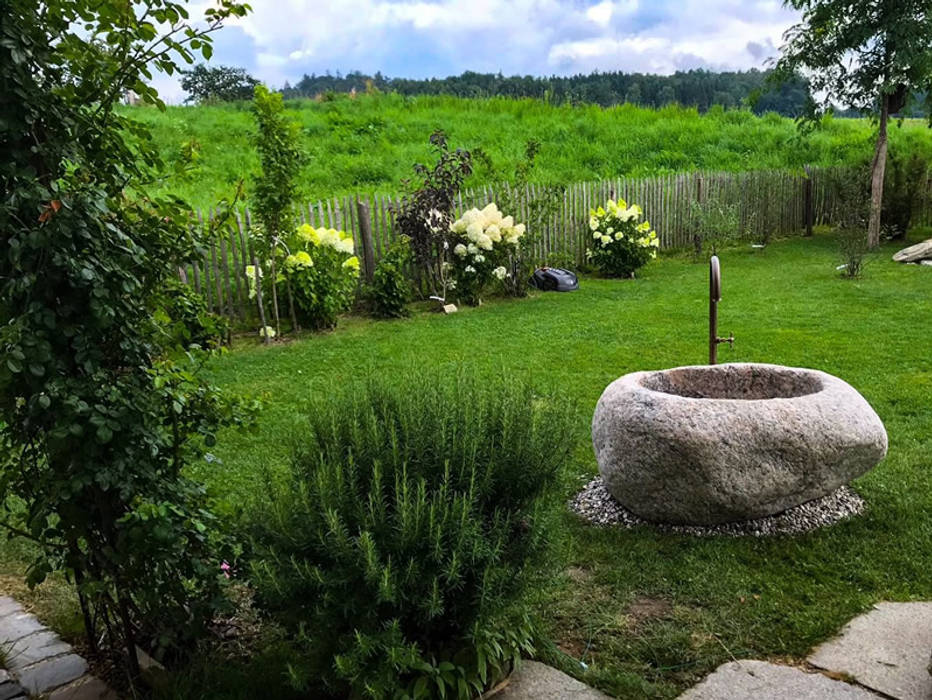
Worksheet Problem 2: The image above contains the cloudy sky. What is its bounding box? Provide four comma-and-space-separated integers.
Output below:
160, 0, 800, 102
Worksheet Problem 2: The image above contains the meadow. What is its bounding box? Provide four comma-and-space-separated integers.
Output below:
129, 93, 932, 208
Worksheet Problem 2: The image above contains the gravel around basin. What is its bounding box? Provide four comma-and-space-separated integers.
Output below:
569, 477, 865, 537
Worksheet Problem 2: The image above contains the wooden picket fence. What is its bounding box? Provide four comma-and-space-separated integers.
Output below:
178, 165, 886, 325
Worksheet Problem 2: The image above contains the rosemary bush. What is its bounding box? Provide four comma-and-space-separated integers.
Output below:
248, 373, 576, 699
367, 236, 414, 318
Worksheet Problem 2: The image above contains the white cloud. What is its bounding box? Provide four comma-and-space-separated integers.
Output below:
586, 1, 614, 26
549, 0, 793, 74
151, 0, 801, 98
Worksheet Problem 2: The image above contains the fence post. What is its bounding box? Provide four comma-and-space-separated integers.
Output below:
356, 198, 376, 283
804, 165, 814, 236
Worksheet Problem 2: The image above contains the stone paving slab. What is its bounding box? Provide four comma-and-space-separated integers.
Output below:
808, 601, 932, 700
0, 596, 114, 699
17, 653, 88, 696
677, 660, 881, 699
48, 676, 119, 700
5, 630, 73, 672
0, 670, 26, 700
490, 660, 611, 699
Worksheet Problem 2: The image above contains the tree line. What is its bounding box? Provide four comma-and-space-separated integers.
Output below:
280, 68, 813, 115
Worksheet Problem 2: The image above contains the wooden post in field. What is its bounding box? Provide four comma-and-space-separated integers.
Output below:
804, 165, 814, 236
356, 198, 376, 283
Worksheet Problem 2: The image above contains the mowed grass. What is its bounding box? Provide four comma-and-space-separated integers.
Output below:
125, 93, 932, 208
2, 232, 929, 698
186, 232, 932, 698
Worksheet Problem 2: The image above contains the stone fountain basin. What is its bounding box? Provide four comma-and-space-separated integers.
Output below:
592, 363, 888, 526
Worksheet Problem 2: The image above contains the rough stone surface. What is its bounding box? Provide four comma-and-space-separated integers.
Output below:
17, 653, 87, 695
48, 676, 119, 700
809, 602, 932, 700
5, 630, 73, 671
592, 363, 888, 525
0, 682, 25, 700
490, 661, 610, 699
678, 660, 881, 699
570, 477, 865, 536
892, 239, 932, 262
0, 597, 23, 619
0, 612, 48, 643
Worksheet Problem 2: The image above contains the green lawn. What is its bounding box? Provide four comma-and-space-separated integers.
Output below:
3, 232, 930, 698
187, 231, 932, 698
126, 93, 932, 208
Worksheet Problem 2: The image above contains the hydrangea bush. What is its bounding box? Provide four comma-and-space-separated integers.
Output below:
448, 203, 526, 305
587, 199, 659, 277
247, 223, 360, 332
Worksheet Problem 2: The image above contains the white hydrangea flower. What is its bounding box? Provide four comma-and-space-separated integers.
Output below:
601, 235, 612, 246
465, 265, 476, 274
589, 216, 599, 231
481, 203, 502, 226
473, 254, 485, 263
485, 224, 502, 243
592, 231, 601, 240
454, 243, 468, 257
493, 266, 507, 280
466, 221, 484, 241
476, 233, 494, 251
467, 243, 479, 255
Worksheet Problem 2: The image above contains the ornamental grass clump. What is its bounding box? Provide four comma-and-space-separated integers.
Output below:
448, 203, 526, 305
587, 199, 659, 277
248, 373, 576, 699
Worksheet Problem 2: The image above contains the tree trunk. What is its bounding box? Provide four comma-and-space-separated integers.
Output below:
868, 94, 889, 248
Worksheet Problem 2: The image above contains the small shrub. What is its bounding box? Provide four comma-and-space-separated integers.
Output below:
248, 373, 576, 699
367, 236, 413, 318
587, 199, 658, 277
156, 279, 228, 350
448, 203, 526, 305
837, 227, 869, 278
544, 251, 578, 271
689, 197, 752, 256
833, 168, 871, 278
279, 224, 360, 330
883, 149, 929, 239
395, 131, 472, 298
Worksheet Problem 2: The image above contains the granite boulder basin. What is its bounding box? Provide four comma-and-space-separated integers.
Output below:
592, 363, 887, 525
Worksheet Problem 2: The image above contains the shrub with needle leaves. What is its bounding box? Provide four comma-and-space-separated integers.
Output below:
248, 372, 576, 699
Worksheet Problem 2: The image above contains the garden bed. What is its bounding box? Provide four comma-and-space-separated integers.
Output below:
4, 233, 932, 699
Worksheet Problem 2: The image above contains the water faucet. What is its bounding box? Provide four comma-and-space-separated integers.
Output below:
709, 255, 734, 365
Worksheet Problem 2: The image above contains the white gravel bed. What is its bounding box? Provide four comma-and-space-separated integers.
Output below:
569, 477, 864, 537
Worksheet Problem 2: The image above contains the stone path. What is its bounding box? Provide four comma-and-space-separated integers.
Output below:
679, 659, 881, 699
678, 601, 932, 700
0, 596, 116, 699
809, 602, 932, 700
488, 660, 610, 699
